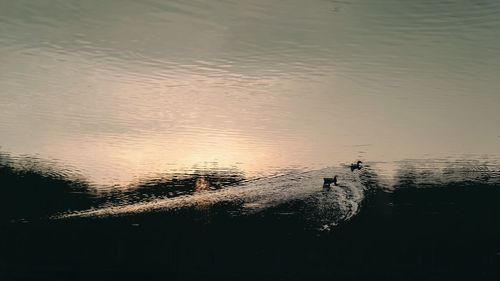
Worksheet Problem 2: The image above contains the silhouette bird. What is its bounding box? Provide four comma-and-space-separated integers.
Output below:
350, 161, 363, 171
323, 175, 338, 190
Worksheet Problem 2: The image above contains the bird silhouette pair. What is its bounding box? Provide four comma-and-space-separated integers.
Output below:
323, 161, 362, 190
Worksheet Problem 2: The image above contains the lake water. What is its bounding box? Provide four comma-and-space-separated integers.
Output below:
1, 0, 500, 186
2, 2, 500, 279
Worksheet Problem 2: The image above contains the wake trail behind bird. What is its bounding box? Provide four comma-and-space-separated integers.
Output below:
55, 166, 374, 230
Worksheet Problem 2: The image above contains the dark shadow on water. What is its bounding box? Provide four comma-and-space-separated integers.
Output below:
1, 153, 500, 280
0, 151, 246, 222
0, 152, 95, 222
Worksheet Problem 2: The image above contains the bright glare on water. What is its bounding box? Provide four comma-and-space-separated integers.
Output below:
1, 0, 500, 186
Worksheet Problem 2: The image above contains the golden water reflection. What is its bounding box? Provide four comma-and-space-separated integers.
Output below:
1, 0, 500, 187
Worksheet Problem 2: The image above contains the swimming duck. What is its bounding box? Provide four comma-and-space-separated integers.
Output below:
323, 175, 338, 190
350, 161, 363, 171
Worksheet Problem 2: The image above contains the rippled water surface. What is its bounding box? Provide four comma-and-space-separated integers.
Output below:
1, 0, 500, 186
2, 4, 500, 278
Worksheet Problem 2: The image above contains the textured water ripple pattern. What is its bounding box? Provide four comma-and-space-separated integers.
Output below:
391, 159, 500, 189
56, 166, 371, 230
2, 0, 500, 186
54, 158, 500, 229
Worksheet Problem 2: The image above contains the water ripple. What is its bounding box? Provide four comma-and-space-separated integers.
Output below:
1, 0, 500, 185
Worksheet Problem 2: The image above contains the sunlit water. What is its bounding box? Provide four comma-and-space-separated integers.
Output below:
1, 0, 500, 188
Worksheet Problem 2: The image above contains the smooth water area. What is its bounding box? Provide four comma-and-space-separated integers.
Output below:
1, 0, 500, 186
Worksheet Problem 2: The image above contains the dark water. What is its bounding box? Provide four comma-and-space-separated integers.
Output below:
2, 0, 500, 279
1, 0, 500, 185
1, 153, 500, 280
